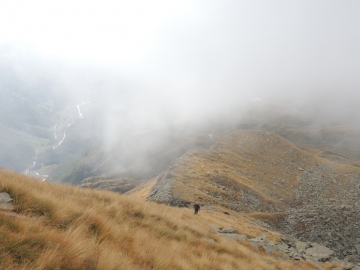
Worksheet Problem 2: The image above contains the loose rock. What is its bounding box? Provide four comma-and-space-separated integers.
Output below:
0, 192, 14, 211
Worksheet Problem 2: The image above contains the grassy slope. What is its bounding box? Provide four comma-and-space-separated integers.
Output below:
0, 170, 338, 270
150, 130, 360, 212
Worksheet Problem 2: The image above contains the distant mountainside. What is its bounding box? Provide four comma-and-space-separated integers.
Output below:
0, 89, 54, 171
80, 102, 360, 197
0, 83, 106, 182
147, 129, 360, 209
0, 60, 105, 181
2, 87, 360, 204
146, 128, 360, 262
2, 92, 360, 265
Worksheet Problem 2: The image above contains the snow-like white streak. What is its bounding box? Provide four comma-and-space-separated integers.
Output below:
24, 146, 49, 181
77, 101, 90, 118
53, 132, 66, 149
77, 104, 82, 118
52, 101, 89, 150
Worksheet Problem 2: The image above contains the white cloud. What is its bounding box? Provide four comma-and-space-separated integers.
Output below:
0, 0, 193, 65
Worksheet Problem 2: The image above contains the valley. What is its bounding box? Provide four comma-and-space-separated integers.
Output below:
1, 1, 359, 268
2, 90, 360, 268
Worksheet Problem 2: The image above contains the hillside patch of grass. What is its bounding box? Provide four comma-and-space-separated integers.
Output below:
0, 169, 338, 269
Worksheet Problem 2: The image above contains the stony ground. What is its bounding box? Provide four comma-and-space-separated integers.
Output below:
269, 205, 360, 262
147, 129, 360, 265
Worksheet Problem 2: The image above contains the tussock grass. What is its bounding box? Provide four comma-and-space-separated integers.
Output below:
0, 169, 337, 269
161, 130, 360, 212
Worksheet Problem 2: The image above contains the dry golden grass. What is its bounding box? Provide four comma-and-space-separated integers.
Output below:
159, 130, 360, 212
124, 178, 157, 200
0, 169, 340, 270
158, 131, 297, 209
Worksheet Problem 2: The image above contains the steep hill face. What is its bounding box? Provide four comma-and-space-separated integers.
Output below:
148, 130, 360, 210
147, 130, 360, 263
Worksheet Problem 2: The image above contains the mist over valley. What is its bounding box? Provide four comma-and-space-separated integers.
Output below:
1, 1, 360, 268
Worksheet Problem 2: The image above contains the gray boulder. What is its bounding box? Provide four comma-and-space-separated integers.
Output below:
250, 235, 277, 254
304, 243, 334, 262
0, 192, 14, 211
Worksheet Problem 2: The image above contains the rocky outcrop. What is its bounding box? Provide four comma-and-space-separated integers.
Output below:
210, 227, 248, 241
147, 171, 191, 207
208, 228, 359, 269
0, 192, 14, 211
253, 205, 360, 263
147, 172, 172, 202
81, 177, 145, 194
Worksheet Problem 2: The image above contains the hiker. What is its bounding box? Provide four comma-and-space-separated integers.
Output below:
193, 202, 200, 214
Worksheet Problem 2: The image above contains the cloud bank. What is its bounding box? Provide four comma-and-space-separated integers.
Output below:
1, 0, 360, 139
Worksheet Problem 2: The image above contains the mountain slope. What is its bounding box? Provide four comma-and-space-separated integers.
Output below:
146, 129, 360, 263
148, 130, 360, 210
0, 169, 339, 270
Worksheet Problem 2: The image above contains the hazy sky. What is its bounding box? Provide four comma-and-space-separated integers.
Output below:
1, 1, 360, 128
0, 1, 192, 65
